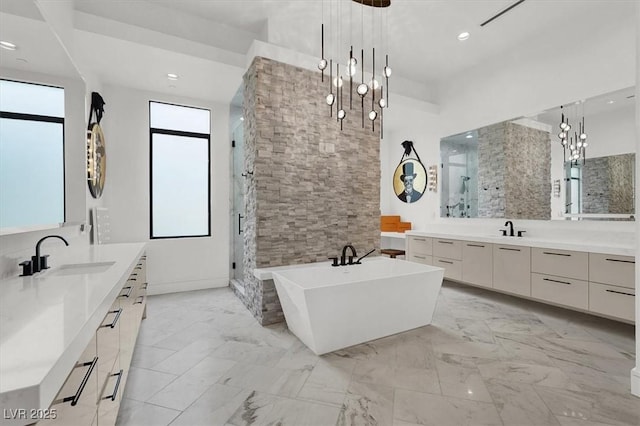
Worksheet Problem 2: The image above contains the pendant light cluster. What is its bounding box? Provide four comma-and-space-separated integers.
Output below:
557, 103, 588, 165
318, 0, 391, 137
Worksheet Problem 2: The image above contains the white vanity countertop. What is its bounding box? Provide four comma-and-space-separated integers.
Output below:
0, 243, 145, 419
405, 230, 635, 256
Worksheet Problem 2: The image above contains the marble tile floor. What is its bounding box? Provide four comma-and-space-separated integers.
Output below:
116, 281, 639, 426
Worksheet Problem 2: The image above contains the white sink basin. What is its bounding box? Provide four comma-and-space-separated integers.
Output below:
54, 261, 116, 275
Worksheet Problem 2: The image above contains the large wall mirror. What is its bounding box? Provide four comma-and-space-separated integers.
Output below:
0, 0, 84, 234
440, 87, 635, 221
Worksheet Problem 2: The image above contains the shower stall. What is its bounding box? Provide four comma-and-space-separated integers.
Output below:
440, 131, 479, 218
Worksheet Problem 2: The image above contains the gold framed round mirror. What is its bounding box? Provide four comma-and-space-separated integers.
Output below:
87, 122, 106, 198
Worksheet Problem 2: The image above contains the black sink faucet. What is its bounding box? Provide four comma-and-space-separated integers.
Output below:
504, 221, 514, 237
341, 244, 358, 266
20, 235, 69, 276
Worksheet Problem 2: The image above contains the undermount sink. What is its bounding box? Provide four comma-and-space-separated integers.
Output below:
53, 261, 116, 275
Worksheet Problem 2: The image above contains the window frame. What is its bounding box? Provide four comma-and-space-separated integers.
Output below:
149, 100, 211, 239
0, 78, 66, 226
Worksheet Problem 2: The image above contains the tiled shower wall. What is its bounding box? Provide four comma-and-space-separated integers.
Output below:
477, 122, 551, 219
235, 57, 381, 325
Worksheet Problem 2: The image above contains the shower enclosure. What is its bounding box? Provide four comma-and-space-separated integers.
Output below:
440, 131, 479, 218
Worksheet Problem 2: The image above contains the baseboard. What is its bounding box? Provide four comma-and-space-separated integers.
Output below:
631, 368, 640, 397
147, 277, 228, 295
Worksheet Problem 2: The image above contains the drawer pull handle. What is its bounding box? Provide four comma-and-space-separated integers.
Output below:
142, 283, 148, 290
543, 278, 571, 285
438, 241, 454, 244
499, 247, 521, 252
467, 244, 485, 248
605, 289, 635, 297
104, 369, 124, 401
414, 255, 426, 259
605, 258, 635, 264
62, 356, 98, 406
543, 251, 571, 257
135, 266, 143, 270
413, 238, 426, 242
128, 277, 137, 281
438, 260, 454, 264
119, 286, 133, 298
101, 308, 123, 329
134, 296, 145, 304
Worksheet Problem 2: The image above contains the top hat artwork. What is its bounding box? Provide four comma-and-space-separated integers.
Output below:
400, 162, 417, 181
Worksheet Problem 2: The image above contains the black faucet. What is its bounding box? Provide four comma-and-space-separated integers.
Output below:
504, 221, 514, 237
20, 235, 69, 276
355, 248, 376, 264
341, 244, 358, 266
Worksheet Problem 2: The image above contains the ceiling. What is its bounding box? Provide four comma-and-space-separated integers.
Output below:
0, 0, 636, 104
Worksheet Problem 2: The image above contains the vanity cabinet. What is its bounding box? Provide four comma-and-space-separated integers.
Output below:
588, 253, 635, 322
405, 234, 634, 323
493, 244, 531, 296
407, 236, 433, 265
433, 239, 462, 280
38, 252, 147, 426
462, 241, 493, 288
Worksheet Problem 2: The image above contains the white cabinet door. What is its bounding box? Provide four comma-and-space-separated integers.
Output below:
433, 257, 462, 280
589, 282, 635, 322
462, 241, 493, 288
531, 273, 588, 310
589, 253, 635, 289
493, 244, 531, 296
531, 248, 588, 281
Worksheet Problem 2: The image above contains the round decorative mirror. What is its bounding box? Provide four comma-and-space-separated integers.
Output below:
87, 122, 106, 198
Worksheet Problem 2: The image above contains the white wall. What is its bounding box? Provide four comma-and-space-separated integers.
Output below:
100, 84, 234, 294
632, 0, 640, 399
380, 95, 442, 226
378, 10, 635, 231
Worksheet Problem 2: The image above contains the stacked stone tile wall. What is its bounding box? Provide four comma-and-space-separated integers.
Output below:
477, 123, 506, 218
236, 57, 381, 325
504, 123, 551, 220
582, 153, 634, 214
477, 122, 551, 219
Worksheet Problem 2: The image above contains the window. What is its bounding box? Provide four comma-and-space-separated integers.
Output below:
150, 101, 211, 238
0, 80, 65, 229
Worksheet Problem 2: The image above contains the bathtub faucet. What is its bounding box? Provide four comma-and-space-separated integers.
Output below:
355, 248, 376, 264
340, 244, 358, 266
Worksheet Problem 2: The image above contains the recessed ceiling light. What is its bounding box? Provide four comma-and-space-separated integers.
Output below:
240, 117, 244, 121
465, 134, 472, 139
457, 32, 470, 41
167, 73, 179, 80
0, 41, 17, 51
607, 100, 615, 104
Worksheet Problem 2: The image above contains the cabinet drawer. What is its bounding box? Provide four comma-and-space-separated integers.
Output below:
589, 282, 635, 322
531, 248, 588, 280
589, 253, 635, 289
408, 236, 432, 256
462, 241, 493, 288
493, 244, 531, 296
41, 335, 98, 425
433, 239, 462, 260
434, 257, 462, 280
408, 253, 432, 265
531, 273, 588, 310
98, 356, 123, 426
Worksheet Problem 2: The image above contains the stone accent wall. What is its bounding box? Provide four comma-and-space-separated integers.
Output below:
477, 123, 506, 217
582, 153, 635, 214
504, 123, 551, 220
236, 57, 381, 325
477, 122, 551, 219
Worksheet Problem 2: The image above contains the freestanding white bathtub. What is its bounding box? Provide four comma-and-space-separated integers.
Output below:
255, 257, 444, 355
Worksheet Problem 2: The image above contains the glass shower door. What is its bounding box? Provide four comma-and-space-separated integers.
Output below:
232, 122, 245, 282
